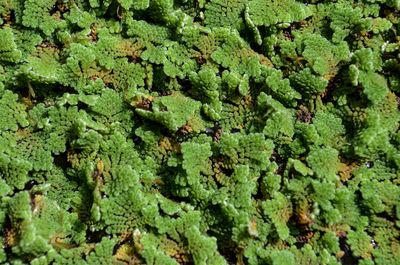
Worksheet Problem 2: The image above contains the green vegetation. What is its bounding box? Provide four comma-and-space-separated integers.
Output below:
0, 0, 399, 264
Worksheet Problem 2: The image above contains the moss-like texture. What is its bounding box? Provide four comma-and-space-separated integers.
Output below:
0, 0, 400, 264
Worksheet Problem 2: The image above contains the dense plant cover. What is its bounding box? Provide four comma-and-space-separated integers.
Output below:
0, 0, 400, 264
